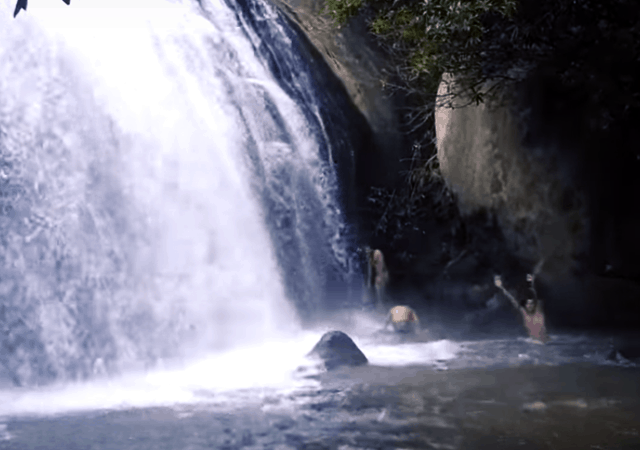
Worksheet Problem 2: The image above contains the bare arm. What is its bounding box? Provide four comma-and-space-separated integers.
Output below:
526, 273, 538, 300
532, 257, 545, 276
494, 275, 520, 310
528, 258, 545, 299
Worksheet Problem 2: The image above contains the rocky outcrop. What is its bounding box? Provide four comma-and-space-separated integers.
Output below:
435, 74, 589, 278
267, 1, 640, 328
307, 330, 368, 370
270, 0, 410, 188
435, 74, 640, 326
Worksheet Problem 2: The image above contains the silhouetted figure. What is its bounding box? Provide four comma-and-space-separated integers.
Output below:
363, 247, 389, 310
13, 0, 70, 18
494, 270, 549, 343
383, 305, 420, 334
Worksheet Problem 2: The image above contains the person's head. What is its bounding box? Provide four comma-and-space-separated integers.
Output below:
526, 273, 534, 283
524, 298, 537, 314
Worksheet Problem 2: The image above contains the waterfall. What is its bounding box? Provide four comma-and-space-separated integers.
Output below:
0, 0, 364, 387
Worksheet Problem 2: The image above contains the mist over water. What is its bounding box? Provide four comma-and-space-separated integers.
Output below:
0, 0, 360, 393
0, 332, 326, 418
0, 327, 465, 418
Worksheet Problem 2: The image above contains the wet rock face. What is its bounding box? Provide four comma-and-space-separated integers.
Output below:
434, 74, 640, 327
307, 331, 368, 371
270, 0, 411, 189
435, 74, 589, 279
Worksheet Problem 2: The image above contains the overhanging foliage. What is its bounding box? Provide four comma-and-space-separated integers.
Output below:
322, 0, 640, 143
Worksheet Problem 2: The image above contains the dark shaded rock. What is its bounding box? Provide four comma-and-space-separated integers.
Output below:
307, 331, 368, 371
436, 74, 640, 329
271, 0, 411, 189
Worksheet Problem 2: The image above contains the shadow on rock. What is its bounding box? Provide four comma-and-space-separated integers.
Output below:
306, 331, 368, 371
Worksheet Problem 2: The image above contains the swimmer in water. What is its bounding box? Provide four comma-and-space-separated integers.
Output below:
383, 305, 420, 334
494, 273, 549, 343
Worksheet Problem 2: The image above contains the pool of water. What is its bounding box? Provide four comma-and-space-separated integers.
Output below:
0, 329, 638, 450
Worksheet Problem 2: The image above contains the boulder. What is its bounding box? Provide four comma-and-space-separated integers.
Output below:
307, 331, 368, 371
435, 73, 589, 278
434, 74, 640, 327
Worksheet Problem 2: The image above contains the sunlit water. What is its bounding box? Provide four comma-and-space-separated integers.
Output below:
0, 305, 465, 418
1, 4, 637, 445
0, 0, 455, 420
0, 328, 464, 418
0, 334, 316, 417
2, 309, 626, 420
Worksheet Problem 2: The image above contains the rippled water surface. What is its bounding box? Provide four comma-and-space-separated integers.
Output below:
0, 327, 638, 450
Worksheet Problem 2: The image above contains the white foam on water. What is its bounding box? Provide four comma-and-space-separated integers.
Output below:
360, 340, 461, 367
0, 0, 358, 411
306, 310, 462, 367
0, 332, 323, 418
0, 326, 463, 418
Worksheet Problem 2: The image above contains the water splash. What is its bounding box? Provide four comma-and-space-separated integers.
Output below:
0, 0, 359, 387
0, 333, 325, 418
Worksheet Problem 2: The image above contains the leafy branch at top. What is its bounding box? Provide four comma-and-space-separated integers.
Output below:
13, 0, 70, 18
322, 0, 517, 106
321, 0, 640, 163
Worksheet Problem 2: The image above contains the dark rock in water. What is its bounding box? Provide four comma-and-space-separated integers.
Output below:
307, 331, 368, 371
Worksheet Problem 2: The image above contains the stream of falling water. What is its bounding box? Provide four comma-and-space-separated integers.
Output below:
0, 0, 366, 402
1, 5, 639, 448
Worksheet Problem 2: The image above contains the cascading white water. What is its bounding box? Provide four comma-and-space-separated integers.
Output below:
0, 0, 467, 421
0, 0, 362, 387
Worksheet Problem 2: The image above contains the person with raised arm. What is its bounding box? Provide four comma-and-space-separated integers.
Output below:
494, 267, 549, 344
